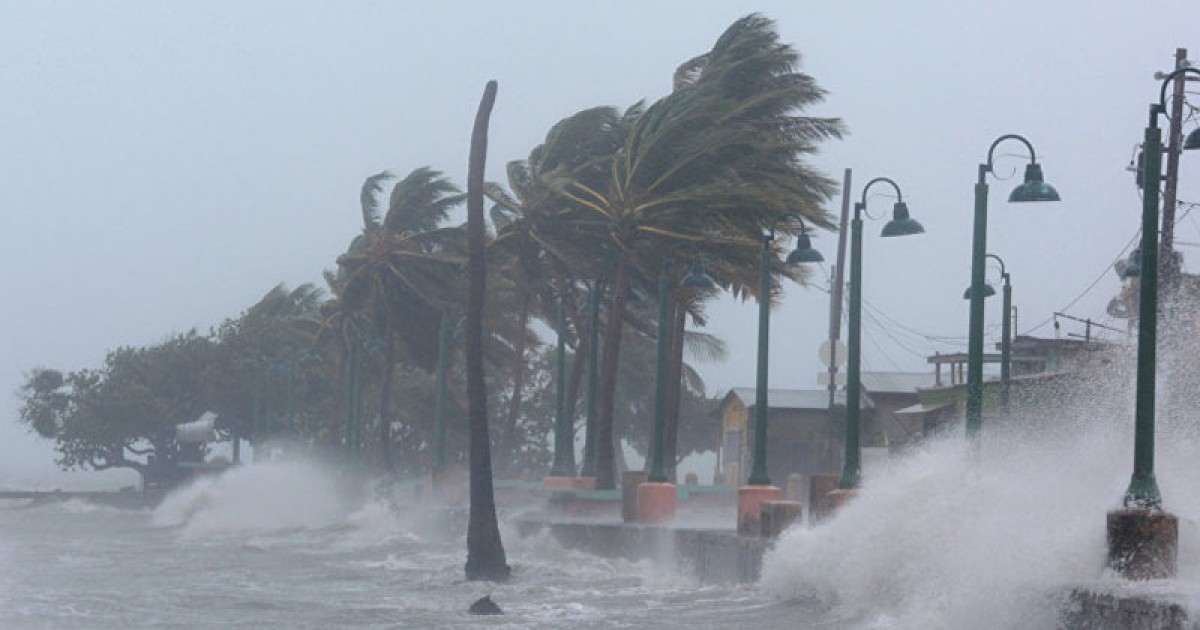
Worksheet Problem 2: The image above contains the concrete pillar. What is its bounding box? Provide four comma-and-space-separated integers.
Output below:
808, 474, 840, 524
785, 473, 804, 502
1107, 509, 1178, 580
826, 488, 859, 515
621, 470, 647, 522
760, 500, 802, 538
636, 482, 677, 523
737, 486, 782, 536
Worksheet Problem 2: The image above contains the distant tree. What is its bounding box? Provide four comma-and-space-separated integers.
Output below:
18, 332, 218, 488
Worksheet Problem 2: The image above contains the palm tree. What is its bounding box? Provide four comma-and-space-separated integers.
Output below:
464, 80, 509, 582
483, 106, 633, 474
336, 168, 466, 469
553, 14, 843, 488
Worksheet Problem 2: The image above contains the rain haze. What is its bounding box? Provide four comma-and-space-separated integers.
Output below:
4, 0, 1195, 477
2, 1, 1200, 626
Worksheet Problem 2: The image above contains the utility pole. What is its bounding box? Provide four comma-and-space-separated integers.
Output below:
1159, 48, 1189, 292
825, 168, 851, 473
827, 168, 852, 408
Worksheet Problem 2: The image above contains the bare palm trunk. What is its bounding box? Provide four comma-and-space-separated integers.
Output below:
594, 254, 630, 489
464, 80, 509, 582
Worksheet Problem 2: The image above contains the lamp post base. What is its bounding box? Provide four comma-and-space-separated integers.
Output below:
737, 485, 782, 536
826, 488, 860, 515
808, 473, 840, 524
1107, 509, 1177, 580
636, 482, 677, 523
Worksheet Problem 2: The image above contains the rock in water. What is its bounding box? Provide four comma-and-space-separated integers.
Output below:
468, 595, 503, 615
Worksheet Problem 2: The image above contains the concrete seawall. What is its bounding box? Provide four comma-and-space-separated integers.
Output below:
514, 514, 769, 584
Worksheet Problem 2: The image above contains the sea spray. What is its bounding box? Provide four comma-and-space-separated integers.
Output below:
759, 398, 1200, 629
152, 460, 356, 537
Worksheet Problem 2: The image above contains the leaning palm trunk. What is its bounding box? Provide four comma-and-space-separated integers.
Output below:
464, 80, 509, 581
594, 254, 630, 489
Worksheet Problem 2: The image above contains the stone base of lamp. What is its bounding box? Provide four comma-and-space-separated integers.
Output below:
1107, 509, 1178, 580
808, 474, 841, 524
826, 488, 860, 514
737, 485, 782, 536
759, 500, 803, 538
636, 482, 677, 523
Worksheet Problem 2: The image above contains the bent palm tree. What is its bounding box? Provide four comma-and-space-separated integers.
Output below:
464, 80, 509, 581
555, 14, 843, 488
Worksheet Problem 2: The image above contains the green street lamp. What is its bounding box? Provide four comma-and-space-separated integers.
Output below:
963, 253, 1012, 419
549, 283, 576, 477
647, 245, 717, 483
841, 179, 924, 490
1105, 66, 1200, 581
746, 213, 824, 487
966, 136, 1060, 445
1120, 67, 1200, 510
579, 280, 604, 479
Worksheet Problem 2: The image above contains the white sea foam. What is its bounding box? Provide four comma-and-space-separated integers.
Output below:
760, 348, 1200, 628
152, 460, 352, 536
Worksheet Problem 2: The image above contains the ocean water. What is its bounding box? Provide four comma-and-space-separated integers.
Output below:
5, 351, 1200, 627
0, 461, 794, 629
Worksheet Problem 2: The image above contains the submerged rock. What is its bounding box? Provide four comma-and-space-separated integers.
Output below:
468, 595, 503, 615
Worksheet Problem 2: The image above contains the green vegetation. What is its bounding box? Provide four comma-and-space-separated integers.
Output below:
16, 14, 840, 493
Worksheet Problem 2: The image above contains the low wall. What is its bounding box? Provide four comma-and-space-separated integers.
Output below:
514, 515, 768, 584
1060, 588, 1196, 629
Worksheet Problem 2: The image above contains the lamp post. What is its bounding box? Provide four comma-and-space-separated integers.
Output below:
747, 214, 824, 485
966, 136, 1060, 446
736, 214, 823, 534
637, 244, 716, 523
1107, 67, 1200, 580
962, 253, 1011, 419
548, 282, 576, 479
837, 178, 925, 496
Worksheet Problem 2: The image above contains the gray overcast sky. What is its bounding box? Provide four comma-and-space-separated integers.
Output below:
2, 0, 1197, 478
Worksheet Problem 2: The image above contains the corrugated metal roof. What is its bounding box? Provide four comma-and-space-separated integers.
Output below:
727, 387, 873, 410
860, 371, 937, 394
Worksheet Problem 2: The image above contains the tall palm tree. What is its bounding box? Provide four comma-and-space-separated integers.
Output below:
464, 80, 509, 582
336, 168, 466, 469
554, 14, 843, 488
483, 106, 635, 475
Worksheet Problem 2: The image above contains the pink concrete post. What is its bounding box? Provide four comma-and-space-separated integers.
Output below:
738, 485, 782, 536
637, 482, 677, 523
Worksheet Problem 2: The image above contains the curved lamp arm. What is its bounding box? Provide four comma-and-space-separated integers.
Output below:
767, 211, 814, 242
985, 252, 1007, 277
984, 134, 1040, 175
856, 177, 904, 219
1157, 67, 1200, 116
